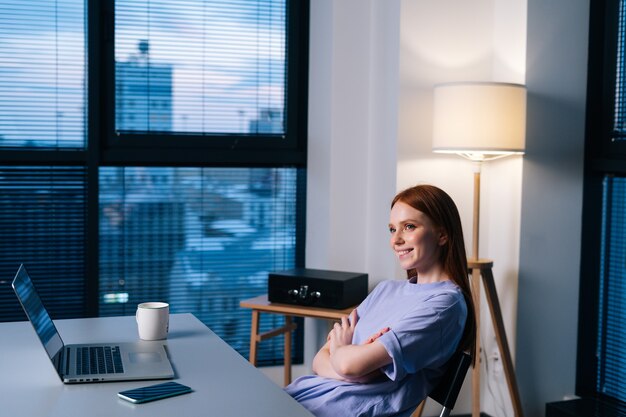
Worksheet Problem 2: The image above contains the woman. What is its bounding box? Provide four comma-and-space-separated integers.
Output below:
285, 184, 476, 417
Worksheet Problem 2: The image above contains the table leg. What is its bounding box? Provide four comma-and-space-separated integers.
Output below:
249, 309, 260, 366
284, 315, 292, 386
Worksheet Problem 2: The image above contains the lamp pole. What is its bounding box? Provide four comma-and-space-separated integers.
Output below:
471, 162, 482, 261
470, 160, 482, 417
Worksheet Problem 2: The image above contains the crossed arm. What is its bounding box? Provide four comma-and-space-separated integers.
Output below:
311, 309, 393, 383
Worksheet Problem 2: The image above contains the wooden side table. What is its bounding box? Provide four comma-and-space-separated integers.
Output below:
240, 294, 356, 386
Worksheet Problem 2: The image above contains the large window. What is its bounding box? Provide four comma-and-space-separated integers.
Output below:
579, 0, 626, 406
0, 0, 308, 366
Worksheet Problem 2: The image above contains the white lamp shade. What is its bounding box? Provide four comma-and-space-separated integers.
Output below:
432, 82, 526, 157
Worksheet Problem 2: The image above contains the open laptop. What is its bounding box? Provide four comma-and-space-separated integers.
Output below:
11, 264, 175, 384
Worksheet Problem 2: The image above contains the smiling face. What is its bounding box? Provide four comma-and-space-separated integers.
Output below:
388, 201, 448, 276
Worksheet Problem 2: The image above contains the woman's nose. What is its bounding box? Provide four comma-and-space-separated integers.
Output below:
392, 232, 404, 244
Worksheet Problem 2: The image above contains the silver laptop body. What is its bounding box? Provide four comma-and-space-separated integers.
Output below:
11, 264, 175, 384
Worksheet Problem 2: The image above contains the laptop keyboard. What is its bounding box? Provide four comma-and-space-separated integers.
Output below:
75, 346, 124, 375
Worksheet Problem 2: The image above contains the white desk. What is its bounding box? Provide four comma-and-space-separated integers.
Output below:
0, 313, 313, 417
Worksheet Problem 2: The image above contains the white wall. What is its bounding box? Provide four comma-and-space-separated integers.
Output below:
303, 0, 401, 373
306, 0, 399, 280
516, 1, 589, 416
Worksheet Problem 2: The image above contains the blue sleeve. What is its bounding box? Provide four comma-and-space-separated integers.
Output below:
376, 293, 466, 381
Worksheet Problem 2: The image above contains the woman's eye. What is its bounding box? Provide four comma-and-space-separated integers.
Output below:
404, 224, 416, 230
388, 227, 396, 233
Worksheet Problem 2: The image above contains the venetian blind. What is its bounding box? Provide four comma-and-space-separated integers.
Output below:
115, 0, 287, 136
597, 176, 626, 401
98, 166, 303, 365
0, 0, 88, 320
0, 166, 87, 321
596, 0, 626, 400
0, 0, 86, 148
615, 0, 626, 141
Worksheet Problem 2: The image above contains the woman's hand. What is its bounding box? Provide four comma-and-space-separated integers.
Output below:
329, 309, 358, 355
362, 327, 390, 344
316, 310, 393, 382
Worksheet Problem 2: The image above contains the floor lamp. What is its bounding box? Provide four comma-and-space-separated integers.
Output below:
432, 82, 526, 417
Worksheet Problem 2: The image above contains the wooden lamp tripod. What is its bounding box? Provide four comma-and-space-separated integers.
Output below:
431, 82, 526, 417
467, 164, 524, 417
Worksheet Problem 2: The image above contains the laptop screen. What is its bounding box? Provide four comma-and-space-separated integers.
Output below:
12, 264, 64, 361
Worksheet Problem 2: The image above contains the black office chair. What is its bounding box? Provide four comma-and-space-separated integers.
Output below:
411, 351, 473, 417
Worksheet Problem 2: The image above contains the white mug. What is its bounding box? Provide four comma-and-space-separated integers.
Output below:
136, 302, 169, 340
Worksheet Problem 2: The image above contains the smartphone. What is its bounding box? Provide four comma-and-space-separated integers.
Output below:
118, 381, 192, 404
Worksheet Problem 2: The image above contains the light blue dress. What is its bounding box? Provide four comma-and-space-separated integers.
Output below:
285, 279, 467, 417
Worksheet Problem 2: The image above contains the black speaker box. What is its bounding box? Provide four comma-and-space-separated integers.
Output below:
268, 268, 368, 309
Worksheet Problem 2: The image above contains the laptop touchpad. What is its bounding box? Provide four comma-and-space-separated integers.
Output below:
129, 351, 162, 363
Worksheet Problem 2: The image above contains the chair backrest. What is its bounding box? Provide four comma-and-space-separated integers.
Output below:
429, 351, 472, 417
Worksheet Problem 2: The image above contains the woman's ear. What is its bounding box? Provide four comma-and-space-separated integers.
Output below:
438, 230, 448, 246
